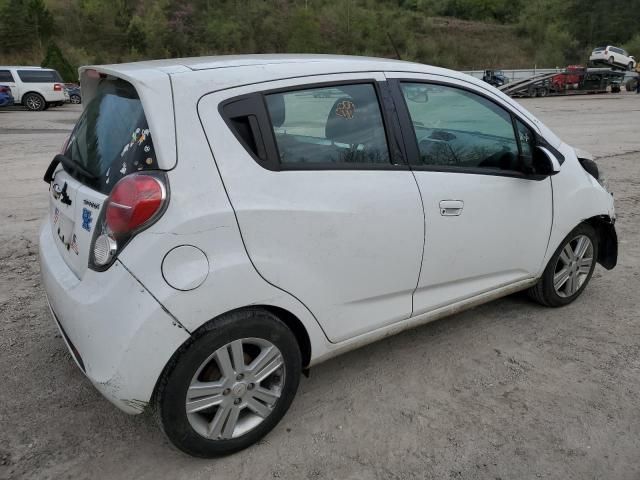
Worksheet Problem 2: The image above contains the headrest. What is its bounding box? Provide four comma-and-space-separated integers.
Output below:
266, 94, 285, 127
325, 97, 371, 144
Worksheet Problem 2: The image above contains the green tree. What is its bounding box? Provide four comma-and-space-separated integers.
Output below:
0, 0, 32, 50
41, 42, 76, 82
28, 0, 54, 50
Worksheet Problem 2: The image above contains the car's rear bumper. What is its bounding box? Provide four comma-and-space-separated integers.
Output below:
39, 218, 190, 414
43, 91, 66, 103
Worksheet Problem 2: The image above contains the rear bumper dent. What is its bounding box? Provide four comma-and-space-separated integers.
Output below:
39, 219, 190, 414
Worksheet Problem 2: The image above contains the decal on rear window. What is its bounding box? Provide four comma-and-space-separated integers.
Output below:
63, 78, 158, 194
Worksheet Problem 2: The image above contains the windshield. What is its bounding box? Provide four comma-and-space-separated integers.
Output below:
64, 78, 158, 194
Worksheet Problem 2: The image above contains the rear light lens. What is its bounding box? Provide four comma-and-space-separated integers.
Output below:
106, 174, 165, 234
0, 86, 8, 93
89, 173, 168, 270
54, 83, 63, 91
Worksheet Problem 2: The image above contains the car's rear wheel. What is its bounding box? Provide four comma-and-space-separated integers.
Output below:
70, 94, 81, 104
628, 62, 634, 71
528, 224, 598, 307
154, 308, 302, 457
23, 93, 45, 111
609, 56, 615, 65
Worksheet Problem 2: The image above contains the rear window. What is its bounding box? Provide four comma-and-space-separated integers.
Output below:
0, 70, 14, 82
64, 78, 158, 194
593, 47, 605, 52
17, 69, 62, 83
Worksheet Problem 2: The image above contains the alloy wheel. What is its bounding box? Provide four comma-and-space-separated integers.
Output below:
26, 95, 43, 111
185, 338, 285, 440
553, 234, 594, 298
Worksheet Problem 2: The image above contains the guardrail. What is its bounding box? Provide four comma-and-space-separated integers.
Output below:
461, 68, 563, 82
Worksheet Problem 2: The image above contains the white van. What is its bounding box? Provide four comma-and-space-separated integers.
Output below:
0, 66, 67, 110
39, 55, 617, 457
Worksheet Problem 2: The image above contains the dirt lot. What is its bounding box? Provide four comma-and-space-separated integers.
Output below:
1, 94, 639, 480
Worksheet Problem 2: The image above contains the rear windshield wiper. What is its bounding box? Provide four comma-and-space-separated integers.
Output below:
44, 154, 97, 184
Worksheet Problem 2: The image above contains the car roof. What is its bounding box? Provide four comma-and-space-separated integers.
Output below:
0, 66, 56, 70
80, 54, 470, 83
84, 54, 410, 73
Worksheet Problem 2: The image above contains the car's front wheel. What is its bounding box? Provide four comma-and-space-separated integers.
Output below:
154, 308, 302, 457
70, 94, 81, 104
529, 224, 598, 307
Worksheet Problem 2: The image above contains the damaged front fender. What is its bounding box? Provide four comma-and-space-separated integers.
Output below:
588, 215, 618, 270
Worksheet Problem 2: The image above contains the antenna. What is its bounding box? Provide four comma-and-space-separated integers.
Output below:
387, 32, 402, 60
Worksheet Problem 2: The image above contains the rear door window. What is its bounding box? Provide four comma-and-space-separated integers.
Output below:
0, 70, 14, 82
17, 69, 62, 83
264, 83, 391, 166
63, 78, 158, 194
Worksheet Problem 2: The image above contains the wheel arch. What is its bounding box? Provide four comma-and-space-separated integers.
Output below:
584, 215, 617, 270
150, 304, 313, 410
20, 90, 45, 102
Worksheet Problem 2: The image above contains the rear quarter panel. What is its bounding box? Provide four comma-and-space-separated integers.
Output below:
116, 71, 331, 363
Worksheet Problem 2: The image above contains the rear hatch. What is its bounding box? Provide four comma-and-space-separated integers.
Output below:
48, 77, 159, 279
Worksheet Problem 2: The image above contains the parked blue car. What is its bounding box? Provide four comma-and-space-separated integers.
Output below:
64, 84, 81, 104
0, 84, 14, 107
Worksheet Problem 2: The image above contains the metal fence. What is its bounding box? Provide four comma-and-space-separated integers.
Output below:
461, 68, 563, 82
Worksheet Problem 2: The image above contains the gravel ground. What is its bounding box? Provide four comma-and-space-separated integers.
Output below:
1, 94, 639, 480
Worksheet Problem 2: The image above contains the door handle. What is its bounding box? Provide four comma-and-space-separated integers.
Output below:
439, 200, 464, 216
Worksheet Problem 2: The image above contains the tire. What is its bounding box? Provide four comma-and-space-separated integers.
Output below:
528, 86, 538, 98
628, 62, 634, 71
70, 94, 81, 104
609, 56, 615, 65
23, 92, 45, 111
528, 223, 598, 307
538, 87, 548, 97
154, 308, 302, 457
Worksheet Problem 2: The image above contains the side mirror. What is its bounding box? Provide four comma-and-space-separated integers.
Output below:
533, 146, 561, 176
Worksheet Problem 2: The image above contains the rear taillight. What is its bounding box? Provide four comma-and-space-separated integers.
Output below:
106, 175, 165, 234
54, 83, 63, 91
0, 86, 8, 93
90, 173, 168, 270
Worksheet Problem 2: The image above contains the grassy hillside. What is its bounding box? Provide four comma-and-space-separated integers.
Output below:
1, 0, 638, 80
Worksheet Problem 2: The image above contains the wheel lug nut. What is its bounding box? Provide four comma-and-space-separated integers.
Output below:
223, 388, 230, 396
234, 398, 241, 405
236, 373, 244, 381
247, 383, 254, 390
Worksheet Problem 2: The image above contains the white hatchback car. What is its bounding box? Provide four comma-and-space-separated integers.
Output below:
0, 66, 67, 110
40, 55, 617, 457
589, 46, 636, 70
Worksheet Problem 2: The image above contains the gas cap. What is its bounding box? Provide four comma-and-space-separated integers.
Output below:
161, 245, 209, 291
